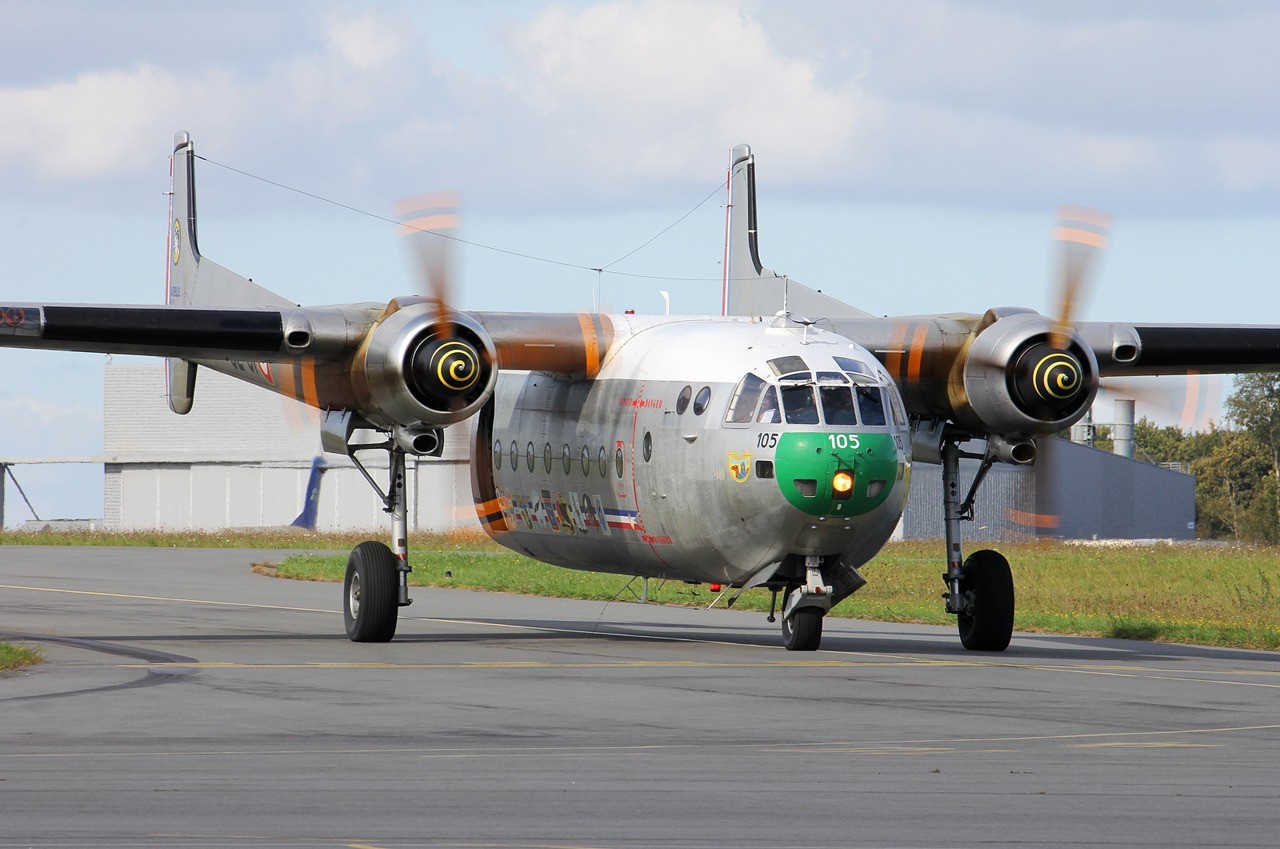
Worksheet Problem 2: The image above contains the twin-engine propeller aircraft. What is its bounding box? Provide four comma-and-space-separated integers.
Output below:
4, 133, 1279, 651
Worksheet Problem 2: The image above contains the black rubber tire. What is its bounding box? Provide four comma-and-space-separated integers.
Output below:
957, 549, 1015, 652
343, 541, 400, 643
782, 606, 824, 651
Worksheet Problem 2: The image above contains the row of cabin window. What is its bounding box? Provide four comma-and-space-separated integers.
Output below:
493, 433, 655, 478
725, 371, 907, 427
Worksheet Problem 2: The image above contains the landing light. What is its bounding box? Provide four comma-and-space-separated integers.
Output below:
832, 470, 855, 499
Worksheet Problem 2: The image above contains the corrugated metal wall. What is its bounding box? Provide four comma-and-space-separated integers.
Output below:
103, 361, 477, 532
902, 455, 1038, 542
901, 437, 1195, 541
103, 361, 1195, 539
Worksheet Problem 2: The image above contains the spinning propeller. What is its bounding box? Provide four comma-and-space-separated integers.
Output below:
392, 192, 491, 414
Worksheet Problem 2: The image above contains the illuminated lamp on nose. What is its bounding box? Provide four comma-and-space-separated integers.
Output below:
832, 469, 855, 500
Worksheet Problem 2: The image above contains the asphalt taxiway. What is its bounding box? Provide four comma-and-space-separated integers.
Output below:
2, 545, 1279, 848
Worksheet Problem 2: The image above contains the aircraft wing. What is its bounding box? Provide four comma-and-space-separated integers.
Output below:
1078, 322, 1280, 377
0, 302, 371, 361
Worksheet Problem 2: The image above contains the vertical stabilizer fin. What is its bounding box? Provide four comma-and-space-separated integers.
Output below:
167, 132, 293, 310
165, 131, 293, 413
722, 144, 872, 320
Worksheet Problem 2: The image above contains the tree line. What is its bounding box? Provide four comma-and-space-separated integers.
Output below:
1085, 374, 1280, 542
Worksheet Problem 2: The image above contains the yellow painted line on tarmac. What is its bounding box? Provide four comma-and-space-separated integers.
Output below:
118, 659, 950, 670
775, 723, 1280, 753
1068, 742, 1220, 749
0, 583, 331, 615
7, 582, 1279, 693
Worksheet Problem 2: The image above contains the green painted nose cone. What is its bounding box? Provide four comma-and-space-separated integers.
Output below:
775, 432, 900, 517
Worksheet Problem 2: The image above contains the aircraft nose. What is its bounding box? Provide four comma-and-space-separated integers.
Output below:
774, 431, 901, 517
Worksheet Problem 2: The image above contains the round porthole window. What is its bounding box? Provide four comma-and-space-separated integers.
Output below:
526, 441, 535, 472
642, 431, 652, 462
494, 440, 503, 470
581, 445, 591, 475
615, 446, 624, 478
510, 441, 518, 471
693, 386, 712, 415
598, 446, 607, 478
543, 442, 552, 474
675, 385, 692, 414
562, 444, 572, 475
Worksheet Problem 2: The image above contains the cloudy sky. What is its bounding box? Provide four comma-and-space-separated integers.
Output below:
1, 0, 1278, 524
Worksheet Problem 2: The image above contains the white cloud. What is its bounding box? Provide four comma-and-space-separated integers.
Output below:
325, 12, 406, 70
493, 0, 875, 186
1209, 138, 1280, 193
0, 64, 186, 180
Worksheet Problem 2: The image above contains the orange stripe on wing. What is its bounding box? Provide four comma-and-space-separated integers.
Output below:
578, 313, 602, 378
907, 323, 928, 383
885, 321, 908, 381
301, 359, 319, 408
276, 360, 298, 401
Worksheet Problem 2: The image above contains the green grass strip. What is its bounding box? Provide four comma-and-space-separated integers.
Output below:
270, 540, 1280, 652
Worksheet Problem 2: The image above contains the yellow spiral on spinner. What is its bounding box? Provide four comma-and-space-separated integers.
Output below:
432, 340, 480, 392
1031, 352, 1081, 401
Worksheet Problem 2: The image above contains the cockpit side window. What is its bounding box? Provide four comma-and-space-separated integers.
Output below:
856, 385, 887, 426
886, 384, 908, 426
781, 385, 820, 424
819, 386, 858, 426
725, 373, 766, 424
756, 386, 780, 423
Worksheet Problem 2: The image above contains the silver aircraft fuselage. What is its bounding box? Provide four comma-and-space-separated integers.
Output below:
472, 315, 911, 585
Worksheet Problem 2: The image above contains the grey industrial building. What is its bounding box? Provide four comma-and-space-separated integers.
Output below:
74, 360, 1196, 539
101, 360, 474, 532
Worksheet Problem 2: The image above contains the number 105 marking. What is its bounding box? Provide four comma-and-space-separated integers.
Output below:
829, 433, 861, 450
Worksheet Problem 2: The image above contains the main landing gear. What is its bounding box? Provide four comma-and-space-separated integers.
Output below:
323, 411, 432, 643
940, 437, 1015, 651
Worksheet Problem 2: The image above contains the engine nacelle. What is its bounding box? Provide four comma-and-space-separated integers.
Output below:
356, 303, 498, 428
960, 312, 1098, 437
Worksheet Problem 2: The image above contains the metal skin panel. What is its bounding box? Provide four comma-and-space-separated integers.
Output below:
472, 320, 910, 585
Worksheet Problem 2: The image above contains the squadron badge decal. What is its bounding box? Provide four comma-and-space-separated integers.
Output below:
727, 451, 752, 483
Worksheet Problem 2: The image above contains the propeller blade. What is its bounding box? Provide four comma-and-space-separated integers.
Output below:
1049, 205, 1112, 349
1097, 372, 1223, 432
393, 191, 462, 326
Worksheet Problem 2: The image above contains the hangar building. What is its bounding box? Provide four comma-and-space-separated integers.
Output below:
102, 360, 473, 532
99, 359, 1194, 540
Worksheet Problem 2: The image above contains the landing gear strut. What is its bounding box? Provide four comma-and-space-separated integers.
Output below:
940, 437, 1015, 652
323, 411, 429, 643
772, 554, 866, 652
